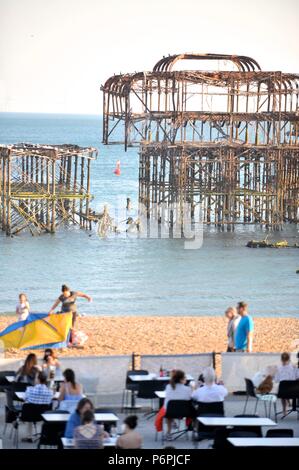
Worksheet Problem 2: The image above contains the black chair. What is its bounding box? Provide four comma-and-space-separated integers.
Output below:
243, 378, 275, 417
229, 430, 260, 438
10, 382, 29, 402
14, 403, 52, 448
0, 371, 16, 393
213, 414, 262, 449
137, 380, 166, 419
163, 400, 195, 443
121, 370, 148, 411
232, 414, 263, 437
94, 408, 118, 433
276, 380, 299, 419
3, 388, 22, 438
266, 428, 294, 438
38, 410, 69, 449
194, 401, 225, 443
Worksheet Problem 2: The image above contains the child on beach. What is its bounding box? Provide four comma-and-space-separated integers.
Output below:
16, 293, 30, 321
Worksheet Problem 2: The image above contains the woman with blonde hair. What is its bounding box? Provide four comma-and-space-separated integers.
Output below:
225, 306, 240, 352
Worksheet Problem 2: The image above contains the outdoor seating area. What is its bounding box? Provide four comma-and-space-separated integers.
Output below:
0, 351, 299, 450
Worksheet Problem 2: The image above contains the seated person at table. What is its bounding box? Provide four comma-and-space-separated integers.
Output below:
65, 398, 94, 438
275, 352, 298, 416
42, 348, 61, 370
74, 410, 107, 449
155, 369, 192, 439
22, 371, 53, 443
58, 368, 83, 412
192, 367, 228, 402
116, 415, 143, 449
16, 353, 41, 385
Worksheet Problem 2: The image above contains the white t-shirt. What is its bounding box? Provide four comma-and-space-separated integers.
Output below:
16, 302, 29, 321
275, 363, 298, 383
192, 383, 228, 402
164, 383, 192, 409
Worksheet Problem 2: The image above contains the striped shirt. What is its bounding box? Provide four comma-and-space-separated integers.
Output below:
25, 384, 53, 404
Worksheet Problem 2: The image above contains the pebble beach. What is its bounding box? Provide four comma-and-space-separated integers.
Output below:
1, 316, 298, 359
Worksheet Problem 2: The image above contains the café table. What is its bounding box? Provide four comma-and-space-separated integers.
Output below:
61, 436, 118, 448
197, 417, 276, 427
42, 412, 119, 423
228, 437, 299, 447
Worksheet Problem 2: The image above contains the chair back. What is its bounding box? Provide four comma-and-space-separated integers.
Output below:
0, 371, 16, 390
245, 378, 256, 398
229, 430, 260, 438
277, 380, 299, 399
12, 382, 28, 399
21, 403, 51, 423
266, 429, 294, 438
196, 401, 224, 417
165, 400, 195, 419
233, 414, 262, 437
137, 379, 166, 399
126, 370, 148, 383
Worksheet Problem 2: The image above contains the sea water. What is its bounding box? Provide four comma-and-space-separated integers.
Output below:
0, 112, 298, 318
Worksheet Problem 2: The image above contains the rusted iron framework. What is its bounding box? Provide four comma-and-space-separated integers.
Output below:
102, 53, 299, 229
0, 143, 97, 235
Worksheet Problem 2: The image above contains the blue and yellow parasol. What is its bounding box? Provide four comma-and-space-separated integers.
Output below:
0, 312, 72, 350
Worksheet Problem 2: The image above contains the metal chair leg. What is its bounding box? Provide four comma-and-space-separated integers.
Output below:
254, 398, 258, 414
264, 400, 267, 417
243, 395, 249, 414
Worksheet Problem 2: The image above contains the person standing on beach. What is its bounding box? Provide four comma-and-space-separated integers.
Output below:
16, 293, 30, 321
234, 301, 254, 353
224, 306, 240, 352
49, 285, 92, 342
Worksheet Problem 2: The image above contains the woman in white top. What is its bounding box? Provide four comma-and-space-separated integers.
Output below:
275, 352, 298, 416
192, 367, 228, 403
164, 370, 192, 439
16, 293, 30, 321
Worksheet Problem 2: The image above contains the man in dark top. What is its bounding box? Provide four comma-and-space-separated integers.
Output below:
49, 285, 92, 342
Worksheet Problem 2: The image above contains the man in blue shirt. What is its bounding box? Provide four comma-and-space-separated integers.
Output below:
234, 301, 254, 352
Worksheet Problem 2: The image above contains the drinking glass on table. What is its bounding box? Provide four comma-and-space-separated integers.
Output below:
49, 365, 56, 380
110, 425, 117, 438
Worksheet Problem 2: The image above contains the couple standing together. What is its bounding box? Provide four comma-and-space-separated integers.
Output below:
225, 301, 254, 353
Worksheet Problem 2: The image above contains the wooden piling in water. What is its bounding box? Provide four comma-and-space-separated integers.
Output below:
0, 144, 97, 236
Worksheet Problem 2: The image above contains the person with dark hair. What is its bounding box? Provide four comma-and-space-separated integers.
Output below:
49, 285, 92, 345
58, 368, 83, 412
49, 285, 92, 327
16, 353, 40, 385
116, 415, 142, 449
43, 348, 60, 368
23, 371, 53, 443
74, 410, 106, 449
25, 371, 53, 404
155, 370, 192, 439
64, 398, 94, 438
234, 301, 254, 352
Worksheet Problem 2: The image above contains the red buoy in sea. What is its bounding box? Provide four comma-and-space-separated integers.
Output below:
114, 160, 121, 176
